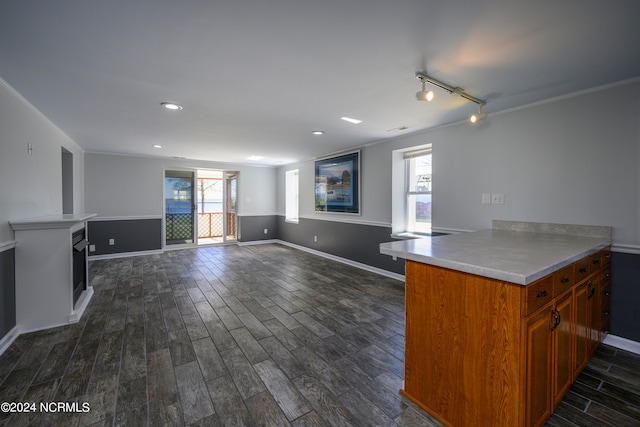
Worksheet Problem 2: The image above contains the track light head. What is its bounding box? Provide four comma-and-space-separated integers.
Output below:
415, 80, 434, 101
470, 106, 487, 124
416, 89, 434, 102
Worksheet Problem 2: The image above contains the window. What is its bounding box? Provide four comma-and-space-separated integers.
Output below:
285, 169, 299, 223
405, 148, 432, 234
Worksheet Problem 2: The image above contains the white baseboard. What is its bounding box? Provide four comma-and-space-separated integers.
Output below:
603, 334, 640, 355
0, 326, 20, 357
272, 240, 405, 282
69, 287, 94, 323
88, 249, 163, 260
237, 239, 279, 246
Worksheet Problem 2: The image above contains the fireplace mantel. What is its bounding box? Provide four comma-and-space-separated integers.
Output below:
9, 213, 97, 231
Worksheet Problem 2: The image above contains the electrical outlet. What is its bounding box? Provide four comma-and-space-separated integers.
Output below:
264, 228, 268, 234
89, 245, 96, 252
108, 238, 115, 245
491, 193, 505, 205
314, 236, 317, 242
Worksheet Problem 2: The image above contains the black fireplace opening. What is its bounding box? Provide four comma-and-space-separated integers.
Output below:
72, 228, 88, 306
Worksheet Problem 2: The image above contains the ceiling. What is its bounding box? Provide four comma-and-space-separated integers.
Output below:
1, 1, 639, 166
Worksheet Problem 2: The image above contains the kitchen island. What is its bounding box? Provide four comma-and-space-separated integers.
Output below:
380, 221, 612, 427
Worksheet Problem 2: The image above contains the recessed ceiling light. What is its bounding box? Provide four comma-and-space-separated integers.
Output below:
161, 102, 183, 110
341, 116, 362, 124
312, 130, 325, 135
152, 144, 163, 148
387, 126, 409, 132
247, 155, 265, 161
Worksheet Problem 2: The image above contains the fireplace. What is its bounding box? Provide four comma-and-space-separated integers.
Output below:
72, 228, 89, 306
9, 213, 96, 332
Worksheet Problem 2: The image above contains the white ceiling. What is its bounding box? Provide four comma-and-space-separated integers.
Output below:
1, 1, 639, 166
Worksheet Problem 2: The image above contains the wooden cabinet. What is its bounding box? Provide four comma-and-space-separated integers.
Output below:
587, 276, 601, 354
404, 262, 523, 427
600, 250, 612, 337
574, 280, 590, 373
524, 305, 553, 426
553, 289, 573, 405
403, 247, 611, 427
601, 272, 611, 334
524, 287, 573, 427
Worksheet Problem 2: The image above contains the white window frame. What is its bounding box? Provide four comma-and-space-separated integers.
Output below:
405, 147, 432, 235
285, 169, 299, 223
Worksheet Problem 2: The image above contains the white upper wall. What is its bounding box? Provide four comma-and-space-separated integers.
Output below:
85, 153, 277, 217
432, 81, 639, 245
0, 78, 85, 243
277, 79, 640, 246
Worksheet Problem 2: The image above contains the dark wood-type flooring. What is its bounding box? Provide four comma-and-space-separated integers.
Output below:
0, 243, 638, 426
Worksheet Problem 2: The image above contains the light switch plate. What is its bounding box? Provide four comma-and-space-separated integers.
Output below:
482, 193, 491, 205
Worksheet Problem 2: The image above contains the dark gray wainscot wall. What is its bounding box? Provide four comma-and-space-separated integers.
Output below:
610, 251, 640, 342
0, 244, 16, 341
87, 218, 162, 256
84, 215, 639, 345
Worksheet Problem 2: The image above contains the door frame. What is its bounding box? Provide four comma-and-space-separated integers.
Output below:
223, 171, 238, 243
163, 167, 239, 248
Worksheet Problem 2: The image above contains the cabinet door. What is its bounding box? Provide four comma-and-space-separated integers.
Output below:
553, 291, 573, 405
601, 270, 611, 335
525, 307, 553, 427
587, 277, 600, 354
574, 282, 589, 373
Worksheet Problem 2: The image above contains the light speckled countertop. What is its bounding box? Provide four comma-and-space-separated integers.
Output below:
380, 224, 612, 285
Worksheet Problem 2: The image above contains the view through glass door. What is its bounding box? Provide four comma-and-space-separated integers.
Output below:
165, 170, 195, 245
225, 171, 238, 242
195, 170, 238, 244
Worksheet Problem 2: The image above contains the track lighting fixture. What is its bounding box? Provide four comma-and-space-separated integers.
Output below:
415, 72, 487, 124
470, 106, 487, 124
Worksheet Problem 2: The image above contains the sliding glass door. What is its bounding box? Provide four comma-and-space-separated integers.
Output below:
164, 170, 195, 246
165, 169, 238, 246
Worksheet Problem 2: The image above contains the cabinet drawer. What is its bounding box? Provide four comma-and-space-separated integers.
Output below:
601, 308, 611, 332
553, 265, 575, 296
524, 275, 553, 316
602, 248, 612, 267
575, 257, 590, 282
601, 284, 611, 309
589, 253, 602, 273
601, 268, 611, 286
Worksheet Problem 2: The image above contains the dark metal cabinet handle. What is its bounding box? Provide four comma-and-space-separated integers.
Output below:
587, 282, 595, 299
560, 277, 570, 283
537, 290, 548, 298
579, 267, 588, 273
